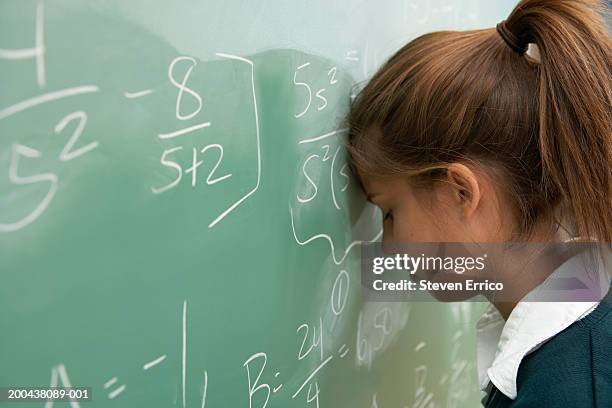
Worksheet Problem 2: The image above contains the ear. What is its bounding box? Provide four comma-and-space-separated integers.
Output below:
445, 163, 481, 218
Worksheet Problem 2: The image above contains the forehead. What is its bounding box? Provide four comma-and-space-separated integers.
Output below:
355, 169, 403, 198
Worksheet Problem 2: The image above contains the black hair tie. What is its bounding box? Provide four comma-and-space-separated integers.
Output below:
496, 20, 527, 55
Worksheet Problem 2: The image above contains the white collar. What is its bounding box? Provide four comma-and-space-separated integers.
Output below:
475, 247, 611, 400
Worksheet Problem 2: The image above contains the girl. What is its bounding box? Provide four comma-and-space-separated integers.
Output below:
346, 0, 611, 406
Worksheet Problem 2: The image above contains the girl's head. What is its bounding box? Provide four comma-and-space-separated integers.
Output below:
347, 0, 611, 244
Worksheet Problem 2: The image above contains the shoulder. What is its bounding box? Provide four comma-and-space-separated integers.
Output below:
512, 299, 612, 407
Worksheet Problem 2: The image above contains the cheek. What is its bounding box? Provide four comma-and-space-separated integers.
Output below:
391, 209, 440, 242
388, 200, 462, 242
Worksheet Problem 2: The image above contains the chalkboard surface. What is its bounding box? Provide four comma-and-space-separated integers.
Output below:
1, 1, 515, 406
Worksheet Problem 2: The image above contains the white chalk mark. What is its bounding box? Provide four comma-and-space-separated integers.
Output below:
328, 67, 338, 85
289, 205, 382, 265
420, 393, 434, 407
330, 145, 341, 210
103, 377, 118, 389
318, 316, 324, 362
451, 361, 467, 383
35, 2, 45, 87
291, 355, 333, 399
339, 163, 350, 192
158, 122, 211, 139
0, 86, 99, 121
320, 145, 331, 161
330, 269, 349, 316
182, 300, 187, 408
1, 0, 45, 86
143, 354, 167, 370
0, 49, 37, 59
107, 385, 126, 399
345, 50, 359, 61
293, 62, 312, 118
371, 393, 379, 408
200, 370, 208, 408
169, 56, 202, 120
186, 147, 203, 186
0, 144, 58, 233
46, 364, 80, 408
124, 89, 153, 98
243, 352, 270, 407
415, 342, 426, 352
208, 53, 261, 228
2, 2, 46, 88
297, 154, 320, 203
298, 128, 348, 145
55, 111, 99, 161
151, 146, 183, 194
201, 144, 232, 185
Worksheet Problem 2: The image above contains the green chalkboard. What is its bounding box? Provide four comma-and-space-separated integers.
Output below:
1, 1, 515, 406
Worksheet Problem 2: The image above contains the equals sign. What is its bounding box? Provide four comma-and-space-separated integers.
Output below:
104, 377, 126, 399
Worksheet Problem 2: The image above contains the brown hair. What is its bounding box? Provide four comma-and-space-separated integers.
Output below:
347, 0, 612, 241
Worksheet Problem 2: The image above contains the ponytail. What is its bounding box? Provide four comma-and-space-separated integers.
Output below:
505, 0, 612, 241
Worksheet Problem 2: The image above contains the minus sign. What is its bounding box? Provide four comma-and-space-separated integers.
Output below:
124, 89, 153, 98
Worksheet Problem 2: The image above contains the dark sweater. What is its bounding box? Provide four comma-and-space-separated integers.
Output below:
484, 285, 612, 407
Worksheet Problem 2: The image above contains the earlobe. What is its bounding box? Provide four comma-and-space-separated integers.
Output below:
446, 163, 481, 218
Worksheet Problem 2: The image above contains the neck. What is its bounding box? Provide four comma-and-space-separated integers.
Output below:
485, 227, 575, 320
